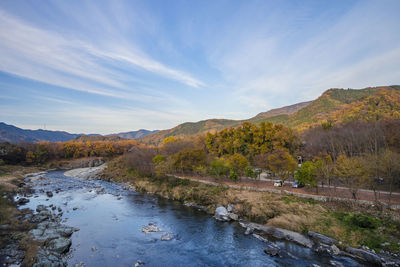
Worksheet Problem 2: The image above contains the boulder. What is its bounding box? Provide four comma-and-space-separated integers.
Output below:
30, 214, 49, 223
34, 247, 67, 267
244, 227, 253, 235
308, 231, 337, 245
214, 206, 230, 221
314, 243, 334, 256
242, 222, 314, 248
331, 244, 340, 255
264, 244, 280, 256
228, 213, 239, 221
17, 197, 29, 205
29, 229, 44, 239
46, 191, 53, 198
227, 204, 235, 213
346, 247, 383, 266
48, 237, 71, 254
56, 226, 74, 237
161, 233, 173, 241
263, 243, 298, 259
39, 229, 60, 241
142, 223, 162, 234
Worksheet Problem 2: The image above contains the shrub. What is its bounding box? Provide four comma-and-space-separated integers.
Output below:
209, 159, 230, 178
229, 170, 238, 181
347, 213, 381, 229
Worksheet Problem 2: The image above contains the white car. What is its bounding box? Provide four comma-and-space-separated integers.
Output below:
273, 180, 283, 187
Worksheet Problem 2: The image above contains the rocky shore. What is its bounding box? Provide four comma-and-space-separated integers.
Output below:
0, 171, 77, 266
212, 203, 400, 267
3, 164, 399, 266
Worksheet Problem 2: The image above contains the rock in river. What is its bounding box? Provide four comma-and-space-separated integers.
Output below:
46, 191, 54, 198
161, 233, 173, 241
17, 197, 30, 205
308, 231, 337, 245
142, 223, 162, 234
345, 247, 383, 266
214, 206, 230, 221
48, 237, 72, 254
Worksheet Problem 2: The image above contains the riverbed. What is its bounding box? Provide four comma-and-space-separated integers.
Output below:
17, 170, 363, 266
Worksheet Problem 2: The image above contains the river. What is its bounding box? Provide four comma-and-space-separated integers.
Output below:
18, 170, 363, 267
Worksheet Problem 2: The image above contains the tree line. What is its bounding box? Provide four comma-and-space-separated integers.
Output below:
124, 120, 400, 203
0, 139, 138, 165
1, 119, 399, 203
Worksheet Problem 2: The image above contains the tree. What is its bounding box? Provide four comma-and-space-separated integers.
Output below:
379, 149, 400, 204
267, 149, 297, 183
295, 161, 319, 193
124, 146, 157, 176
209, 159, 230, 179
152, 155, 166, 164
25, 151, 35, 164
173, 148, 206, 173
313, 153, 334, 191
245, 166, 258, 180
334, 154, 369, 200
205, 122, 298, 158
34, 144, 49, 164
226, 153, 249, 178
229, 170, 239, 182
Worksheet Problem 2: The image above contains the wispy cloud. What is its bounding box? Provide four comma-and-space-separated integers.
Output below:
0, 8, 203, 101
0, 102, 199, 134
203, 0, 400, 110
0, 0, 399, 133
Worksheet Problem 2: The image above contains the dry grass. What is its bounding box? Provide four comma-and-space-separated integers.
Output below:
100, 158, 400, 252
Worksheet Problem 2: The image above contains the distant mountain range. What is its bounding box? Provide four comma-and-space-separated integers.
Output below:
0, 123, 158, 143
0, 122, 80, 143
2, 85, 399, 145
140, 85, 400, 145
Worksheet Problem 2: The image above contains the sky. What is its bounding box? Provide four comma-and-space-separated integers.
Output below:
0, 0, 399, 134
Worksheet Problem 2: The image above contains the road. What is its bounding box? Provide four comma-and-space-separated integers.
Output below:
259, 173, 400, 196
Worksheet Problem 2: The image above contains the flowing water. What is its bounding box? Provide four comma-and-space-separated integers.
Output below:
18, 170, 363, 267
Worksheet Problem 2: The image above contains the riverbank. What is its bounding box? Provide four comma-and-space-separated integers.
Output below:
0, 165, 43, 265
0, 158, 103, 266
2, 159, 400, 266
101, 157, 400, 264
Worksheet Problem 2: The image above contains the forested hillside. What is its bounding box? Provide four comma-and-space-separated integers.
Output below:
141, 86, 400, 145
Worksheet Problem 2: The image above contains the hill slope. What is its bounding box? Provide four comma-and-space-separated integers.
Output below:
108, 129, 159, 139
0, 122, 80, 143
139, 100, 313, 145
140, 85, 400, 145
260, 85, 400, 131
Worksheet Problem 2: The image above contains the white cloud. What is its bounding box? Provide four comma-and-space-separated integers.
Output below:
0, 8, 203, 100
205, 0, 400, 110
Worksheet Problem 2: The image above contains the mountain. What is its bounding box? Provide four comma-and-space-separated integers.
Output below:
247, 101, 313, 125
259, 85, 400, 131
140, 85, 400, 145
108, 129, 159, 139
0, 123, 157, 143
139, 100, 312, 145
0, 122, 80, 143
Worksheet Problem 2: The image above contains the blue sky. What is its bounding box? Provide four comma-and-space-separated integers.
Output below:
0, 0, 399, 134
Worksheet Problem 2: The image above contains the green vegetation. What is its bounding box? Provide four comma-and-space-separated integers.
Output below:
0, 139, 138, 165
103, 156, 400, 252
140, 86, 400, 145
2, 85, 400, 255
